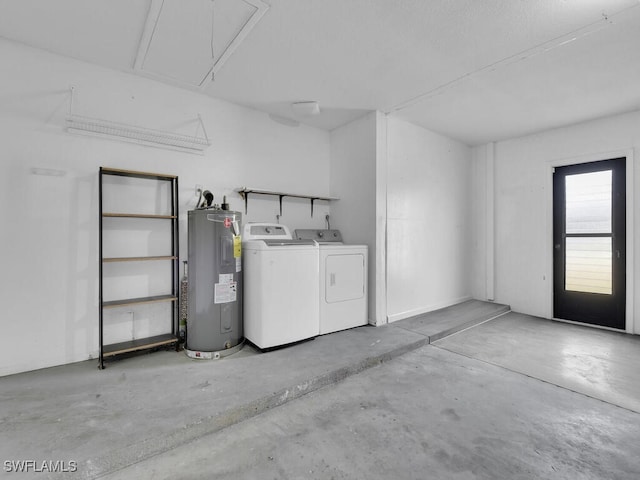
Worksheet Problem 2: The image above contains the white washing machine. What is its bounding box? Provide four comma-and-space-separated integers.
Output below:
243, 223, 319, 349
295, 229, 368, 335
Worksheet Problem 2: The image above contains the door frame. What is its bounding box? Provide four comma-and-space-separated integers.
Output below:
546, 149, 634, 333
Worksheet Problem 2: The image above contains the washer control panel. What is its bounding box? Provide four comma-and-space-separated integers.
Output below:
244, 223, 292, 241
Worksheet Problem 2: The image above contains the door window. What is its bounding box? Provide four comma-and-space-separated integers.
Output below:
564, 170, 612, 295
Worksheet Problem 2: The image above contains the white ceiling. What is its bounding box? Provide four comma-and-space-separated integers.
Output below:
1, 0, 639, 145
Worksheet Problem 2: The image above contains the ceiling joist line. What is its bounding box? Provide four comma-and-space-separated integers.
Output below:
386, 2, 640, 115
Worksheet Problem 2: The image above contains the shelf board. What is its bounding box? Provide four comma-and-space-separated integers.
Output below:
102, 295, 177, 308
102, 333, 178, 357
103, 213, 177, 219
100, 167, 178, 180
237, 187, 338, 202
103, 255, 177, 263
237, 186, 338, 217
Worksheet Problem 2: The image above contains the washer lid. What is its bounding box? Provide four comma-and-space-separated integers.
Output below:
243, 239, 318, 250
263, 239, 316, 246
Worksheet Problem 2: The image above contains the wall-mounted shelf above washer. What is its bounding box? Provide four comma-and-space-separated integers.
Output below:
237, 187, 338, 217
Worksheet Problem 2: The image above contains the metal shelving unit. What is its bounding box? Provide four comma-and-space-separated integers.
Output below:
98, 167, 179, 369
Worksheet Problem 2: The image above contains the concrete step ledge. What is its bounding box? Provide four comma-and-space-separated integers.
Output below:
394, 300, 511, 344
428, 305, 511, 343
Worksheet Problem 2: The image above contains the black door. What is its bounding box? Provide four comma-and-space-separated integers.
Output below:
553, 158, 626, 329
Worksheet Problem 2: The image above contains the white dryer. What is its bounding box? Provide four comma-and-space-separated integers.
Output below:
243, 223, 319, 349
295, 229, 368, 335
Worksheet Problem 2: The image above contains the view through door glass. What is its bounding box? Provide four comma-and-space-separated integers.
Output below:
553, 158, 626, 329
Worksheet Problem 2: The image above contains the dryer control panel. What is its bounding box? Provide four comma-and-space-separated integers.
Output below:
294, 229, 343, 243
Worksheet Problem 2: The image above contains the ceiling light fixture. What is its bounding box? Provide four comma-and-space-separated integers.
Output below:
291, 101, 321, 116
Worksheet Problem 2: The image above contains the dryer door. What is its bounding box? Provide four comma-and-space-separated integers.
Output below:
325, 253, 365, 303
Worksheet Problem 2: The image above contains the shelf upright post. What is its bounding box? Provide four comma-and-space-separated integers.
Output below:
172, 176, 179, 347
98, 168, 105, 369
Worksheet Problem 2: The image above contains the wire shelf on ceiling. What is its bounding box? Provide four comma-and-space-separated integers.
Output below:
65, 87, 210, 154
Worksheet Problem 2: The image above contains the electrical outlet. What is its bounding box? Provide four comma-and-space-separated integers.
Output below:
128, 311, 134, 339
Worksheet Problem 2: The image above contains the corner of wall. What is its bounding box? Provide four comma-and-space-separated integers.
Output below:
470, 142, 495, 303
374, 111, 388, 326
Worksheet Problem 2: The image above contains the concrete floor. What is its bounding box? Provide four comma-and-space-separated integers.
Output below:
2, 301, 639, 479
105, 345, 640, 480
433, 312, 640, 413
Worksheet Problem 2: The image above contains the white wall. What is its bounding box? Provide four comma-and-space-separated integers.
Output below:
329, 111, 382, 324
472, 109, 640, 333
386, 117, 473, 322
0, 39, 332, 376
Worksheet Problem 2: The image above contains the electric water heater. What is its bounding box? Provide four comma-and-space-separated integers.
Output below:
186, 208, 243, 358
